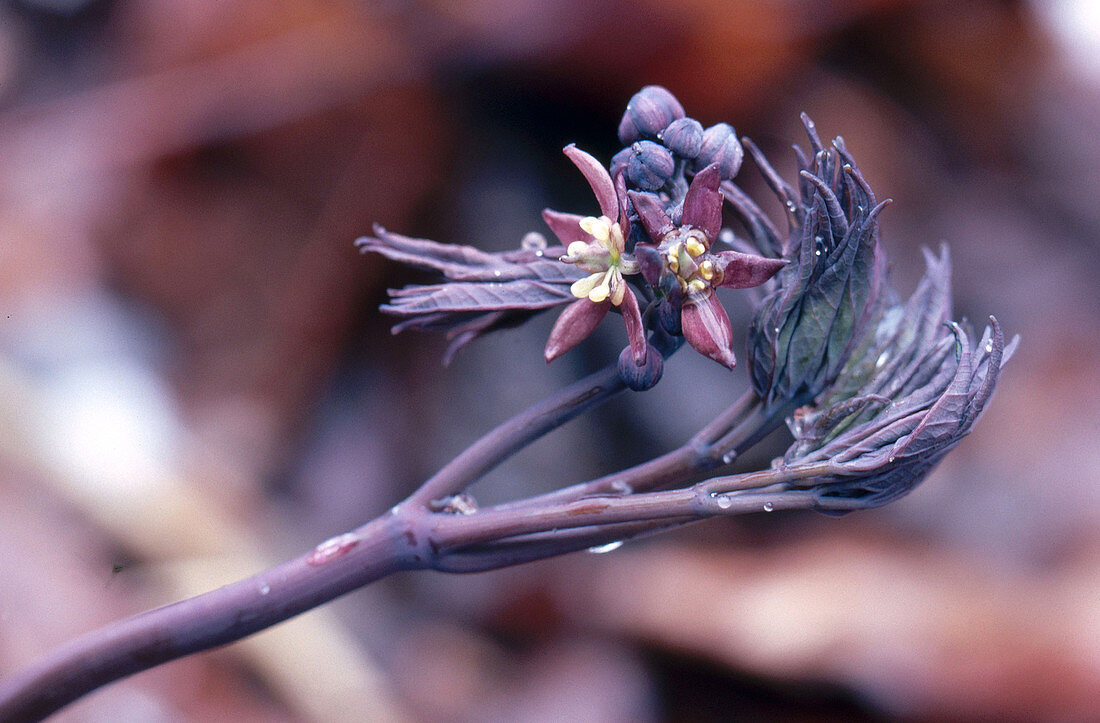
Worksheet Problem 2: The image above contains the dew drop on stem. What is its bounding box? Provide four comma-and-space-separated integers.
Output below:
307, 533, 359, 565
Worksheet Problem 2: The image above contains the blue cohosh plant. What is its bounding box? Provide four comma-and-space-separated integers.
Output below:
0, 87, 1017, 720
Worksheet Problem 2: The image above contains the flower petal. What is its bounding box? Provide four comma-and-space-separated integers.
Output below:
618, 285, 648, 366
681, 163, 722, 240
626, 191, 674, 241
713, 250, 788, 289
545, 299, 611, 362
682, 293, 736, 369
542, 209, 590, 246
564, 144, 618, 220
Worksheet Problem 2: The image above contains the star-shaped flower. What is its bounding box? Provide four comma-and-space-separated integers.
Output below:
541, 145, 647, 366
630, 164, 787, 369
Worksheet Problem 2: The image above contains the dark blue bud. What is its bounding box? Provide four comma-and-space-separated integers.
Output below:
656, 298, 682, 335
618, 86, 685, 145
659, 117, 704, 158
610, 147, 633, 181
693, 123, 743, 179
618, 344, 663, 391
626, 141, 674, 191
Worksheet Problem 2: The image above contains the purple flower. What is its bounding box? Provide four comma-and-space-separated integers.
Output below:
629, 165, 786, 369
542, 145, 647, 366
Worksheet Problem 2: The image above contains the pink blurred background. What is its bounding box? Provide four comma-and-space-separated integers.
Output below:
0, 0, 1097, 719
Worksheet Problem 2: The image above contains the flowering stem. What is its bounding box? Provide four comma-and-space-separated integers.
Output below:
404, 364, 628, 508
494, 388, 771, 512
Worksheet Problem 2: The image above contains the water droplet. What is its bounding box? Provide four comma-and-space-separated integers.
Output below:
785, 200, 798, 213
493, 270, 502, 278
715, 495, 733, 510
773, 326, 780, 334
390, 505, 401, 516
535, 250, 544, 257
521, 231, 548, 251
815, 249, 822, 256
984, 341, 994, 353
875, 351, 890, 369
610, 480, 633, 495
721, 452, 735, 464
259, 583, 271, 596
814, 235, 823, 243
588, 541, 624, 554
307, 533, 359, 565
763, 502, 774, 512
442, 493, 478, 515
888, 456, 896, 463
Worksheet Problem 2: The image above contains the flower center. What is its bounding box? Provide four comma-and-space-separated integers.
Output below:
662, 228, 722, 296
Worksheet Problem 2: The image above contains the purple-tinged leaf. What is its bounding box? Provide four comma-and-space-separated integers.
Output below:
383, 280, 576, 315
360, 226, 579, 284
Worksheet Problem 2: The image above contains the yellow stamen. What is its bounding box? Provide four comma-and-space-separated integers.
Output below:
699, 259, 715, 281
570, 273, 602, 299
666, 242, 681, 273
579, 216, 611, 243
587, 269, 613, 302
687, 278, 708, 294
685, 237, 706, 258
610, 273, 626, 306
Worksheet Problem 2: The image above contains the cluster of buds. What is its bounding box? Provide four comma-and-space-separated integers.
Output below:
612, 85, 743, 189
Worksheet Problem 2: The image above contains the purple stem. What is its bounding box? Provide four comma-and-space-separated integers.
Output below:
404, 364, 626, 508
0, 514, 417, 722
0, 464, 808, 720
0, 345, 790, 720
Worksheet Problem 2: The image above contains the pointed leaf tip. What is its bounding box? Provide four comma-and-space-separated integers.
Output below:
563, 144, 618, 220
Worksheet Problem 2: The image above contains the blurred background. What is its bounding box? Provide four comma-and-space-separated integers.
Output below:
0, 0, 1097, 719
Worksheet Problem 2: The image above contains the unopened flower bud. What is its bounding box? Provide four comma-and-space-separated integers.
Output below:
660, 117, 704, 158
618, 344, 663, 391
656, 298, 681, 335
693, 123, 743, 179
610, 146, 633, 180
618, 86, 685, 144
626, 141, 674, 191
